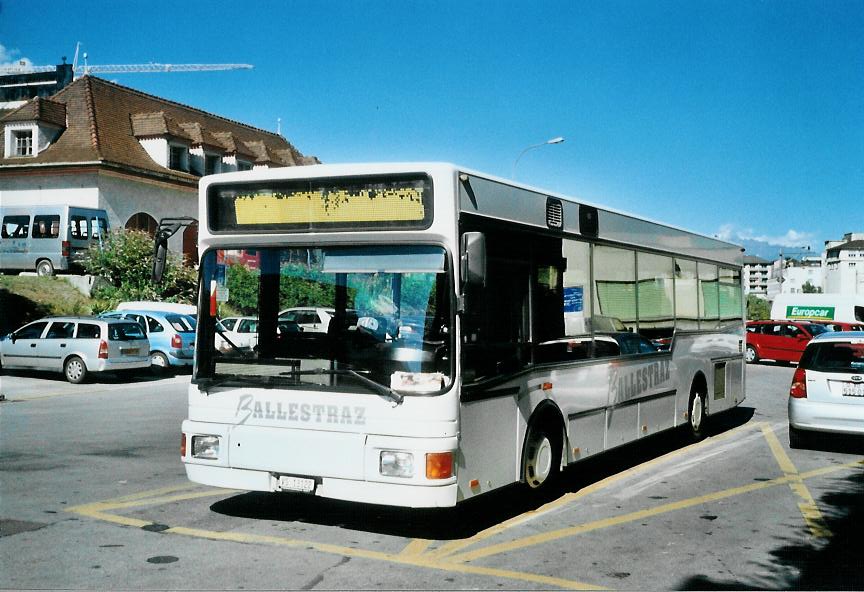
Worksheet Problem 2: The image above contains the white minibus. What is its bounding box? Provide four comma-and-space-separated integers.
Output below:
0, 205, 109, 276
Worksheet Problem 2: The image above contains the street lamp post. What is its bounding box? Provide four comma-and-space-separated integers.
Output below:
512, 136, 564, 179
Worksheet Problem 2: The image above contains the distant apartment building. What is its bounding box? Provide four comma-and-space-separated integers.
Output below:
764, 255, 823, 300
0, 73, 317, 266
823, 232, 864, 295
743, 255, 771, 298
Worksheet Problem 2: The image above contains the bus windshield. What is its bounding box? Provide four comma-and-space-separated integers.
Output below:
197, 245, 453, 396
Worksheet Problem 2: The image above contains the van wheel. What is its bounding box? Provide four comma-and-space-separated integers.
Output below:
523, 421, 562, 491
64, 356, 87, 384
36, 259, 55, 277
745, 345, 758, 364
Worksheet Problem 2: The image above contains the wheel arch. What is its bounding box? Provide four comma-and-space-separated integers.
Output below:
520, 400, 566, 481
690, 370, 709, 415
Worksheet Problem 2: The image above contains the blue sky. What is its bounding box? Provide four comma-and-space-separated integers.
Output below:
2, 0, 861, 257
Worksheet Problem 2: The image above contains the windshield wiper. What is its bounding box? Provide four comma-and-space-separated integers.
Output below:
285, 368, 404, 405
196, 373, 291, 391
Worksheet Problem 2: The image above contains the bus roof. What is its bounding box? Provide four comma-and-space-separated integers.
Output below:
200, 162, 743, 266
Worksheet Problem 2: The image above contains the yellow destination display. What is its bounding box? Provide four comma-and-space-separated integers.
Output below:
234, 187, 427, 225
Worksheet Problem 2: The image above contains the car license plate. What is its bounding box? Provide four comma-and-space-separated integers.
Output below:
121, 348, 139, 356
842, 382, 864, 397
278, 475, 316, 493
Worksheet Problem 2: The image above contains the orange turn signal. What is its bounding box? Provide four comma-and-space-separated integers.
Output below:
180, 432, 187, 457
425, 452, 453, 479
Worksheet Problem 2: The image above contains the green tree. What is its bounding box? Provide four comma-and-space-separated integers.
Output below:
747, 294, 771, 320
801, 281, 822, 294
82, 229, 197, 312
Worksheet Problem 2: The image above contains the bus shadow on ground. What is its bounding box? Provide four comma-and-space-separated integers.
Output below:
210, 406, 755, 541
678, 458, 864, 590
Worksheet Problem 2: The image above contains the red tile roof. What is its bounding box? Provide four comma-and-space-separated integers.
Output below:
0, 75, 318, 180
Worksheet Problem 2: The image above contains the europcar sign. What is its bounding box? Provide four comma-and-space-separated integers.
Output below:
786, 305, 835, 321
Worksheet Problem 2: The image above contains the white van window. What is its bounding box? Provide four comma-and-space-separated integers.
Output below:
69, 216, 89, 239
91, 218, 108, 240
33, 215, 61, 239
2, 215, 30, 239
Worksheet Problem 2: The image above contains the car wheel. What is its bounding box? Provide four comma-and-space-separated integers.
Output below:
64, 356, 87, 384
745, 345, 759, 364
36, 259, 55, 277
687, 386, 707, 441
523, 421, 562, 491
150, 351, 170, 374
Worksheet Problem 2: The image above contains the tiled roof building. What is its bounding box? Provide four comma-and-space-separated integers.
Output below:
0, 75, 318, 265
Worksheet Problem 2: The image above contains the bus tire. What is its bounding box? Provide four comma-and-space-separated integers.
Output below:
745, 345, 759, 364
64, 356, 87, 384
523, 419, 562, 491
687, 381, 707, 441
36, 259, 55, 277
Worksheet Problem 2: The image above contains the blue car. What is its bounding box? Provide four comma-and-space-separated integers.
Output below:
100, 309, 196, 372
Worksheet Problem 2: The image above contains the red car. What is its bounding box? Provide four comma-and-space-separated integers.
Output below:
810, 320, 864, 332
745, 320, 831, 364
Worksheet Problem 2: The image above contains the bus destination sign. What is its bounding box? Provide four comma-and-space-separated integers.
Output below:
209, 175, 433, 232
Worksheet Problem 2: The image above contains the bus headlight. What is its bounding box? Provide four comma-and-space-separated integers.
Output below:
379, 451, 414, 478
191, 435, 220, 460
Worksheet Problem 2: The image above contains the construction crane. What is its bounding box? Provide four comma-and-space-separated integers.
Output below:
0, 43, 252, 77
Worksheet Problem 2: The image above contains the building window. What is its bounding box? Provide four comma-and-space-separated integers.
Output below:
237, 160, 252, 171
169, 145, 187, 171
13, 130, 33, 156
205, 154, 220, 175
850, 262, 857, 268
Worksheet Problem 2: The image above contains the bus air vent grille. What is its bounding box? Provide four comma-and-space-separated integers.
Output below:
546, 199, 563, 229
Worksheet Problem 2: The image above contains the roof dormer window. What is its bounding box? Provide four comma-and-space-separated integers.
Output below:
13, 129, 33, 156
169, 144, 188, 172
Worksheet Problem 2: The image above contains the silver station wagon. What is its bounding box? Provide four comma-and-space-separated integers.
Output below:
0, 316, 151, 383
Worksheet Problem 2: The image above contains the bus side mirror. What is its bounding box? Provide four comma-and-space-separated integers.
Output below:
152, 233, 169, 283
460, 232, 486, 289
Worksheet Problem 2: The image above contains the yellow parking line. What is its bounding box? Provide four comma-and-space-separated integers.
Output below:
446, 458, 863, 565
428, 421, 766, 560
760, 424, 830, 538
398, 538, 433, 556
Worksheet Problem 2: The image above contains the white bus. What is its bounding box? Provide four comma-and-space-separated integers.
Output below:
171, 163, 745, 508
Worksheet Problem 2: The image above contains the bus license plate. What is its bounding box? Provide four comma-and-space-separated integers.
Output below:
842, 383, 864, 397
278, 475, 315, 493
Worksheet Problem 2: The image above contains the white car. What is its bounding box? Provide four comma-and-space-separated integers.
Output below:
788, 331, 864, 448
0, 316, 150, 383
215, 316, 259, 353
278, 307, 339, 333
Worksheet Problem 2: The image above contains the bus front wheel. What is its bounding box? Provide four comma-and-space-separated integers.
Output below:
523, 422, 562, 490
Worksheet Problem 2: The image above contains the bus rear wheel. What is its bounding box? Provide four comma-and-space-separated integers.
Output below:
36, 259, 55, 277
687, 387, 707, 441
523, 422, 562, 491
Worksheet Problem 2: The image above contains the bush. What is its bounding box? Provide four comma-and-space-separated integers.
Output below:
82, 229, 197, 312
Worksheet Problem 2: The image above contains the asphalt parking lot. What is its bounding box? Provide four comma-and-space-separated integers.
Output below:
1, 363, 862, 590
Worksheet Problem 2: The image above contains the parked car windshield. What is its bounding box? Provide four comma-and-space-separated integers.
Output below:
166, 315, 196, 332
801, 341, 864, 373
807, 324, 830, 336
